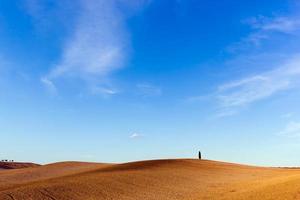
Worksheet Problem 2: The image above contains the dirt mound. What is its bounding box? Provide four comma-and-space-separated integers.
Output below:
1, 159, 300, 200
0, 162, 40, 170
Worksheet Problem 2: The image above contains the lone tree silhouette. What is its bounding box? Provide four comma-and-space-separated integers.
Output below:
198, 151, 202, 160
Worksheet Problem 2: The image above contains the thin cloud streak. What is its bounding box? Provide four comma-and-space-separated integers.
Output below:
248, 16, 300, 33
40, 77, 57, 94
214, 12, 300, 116
130, 133, 143, 139
217, 55, 300, 109
89, 86, 119, 98
228, 14, 300, 51
188, 13, 300, 118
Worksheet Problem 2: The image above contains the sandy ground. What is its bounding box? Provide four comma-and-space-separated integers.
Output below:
1, 159, 300, 200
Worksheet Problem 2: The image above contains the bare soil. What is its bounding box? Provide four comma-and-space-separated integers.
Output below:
1, 159, 300, 200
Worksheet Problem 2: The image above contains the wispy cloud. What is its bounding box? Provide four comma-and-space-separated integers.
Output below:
217, 55, 300, 110
247, 16, 300, 33
129, 133, 143, 139
228, 14, 300, 51
50, 0, 128, 79
279, 121, 300, 137
31, 0, 150, 94
213, 10, 300, 117
189, 12, 300, 118
137, 83, 162, 97
89, 85, 118, 97
40, 77, 57, 95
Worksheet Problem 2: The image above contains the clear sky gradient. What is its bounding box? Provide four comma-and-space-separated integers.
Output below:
1, 0, 300, 166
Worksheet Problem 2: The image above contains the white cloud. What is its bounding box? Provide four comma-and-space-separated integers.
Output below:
213, 11, 300, 117
90, 86, 118, 97
137, 83, 162, 97
214, 109, 238, 118
279, 121, 300, 137
248, 16, 300, 33
32, 0, 150, 93
228, 14, 300, 51
189, 11, 300, 118
49, 0, 128, 79
40, 77, 57, 94
217, 55, 300, 109
130, 133, 143, 139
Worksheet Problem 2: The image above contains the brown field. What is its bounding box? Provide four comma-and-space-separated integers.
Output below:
0, 162, 40, 170
1, 159, 300, 200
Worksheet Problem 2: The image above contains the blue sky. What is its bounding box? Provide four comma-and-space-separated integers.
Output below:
1, 0, 300, 166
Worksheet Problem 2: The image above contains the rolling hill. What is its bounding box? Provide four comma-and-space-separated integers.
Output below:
1, 159, 300, 200
0, 162, 40, 170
